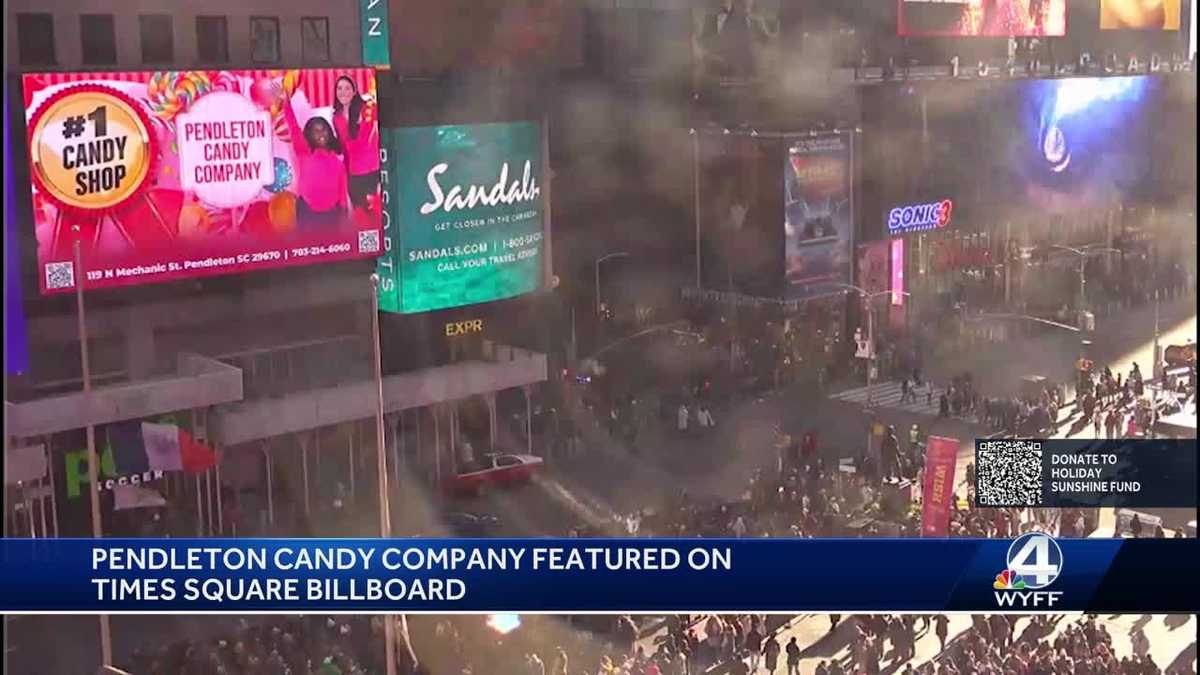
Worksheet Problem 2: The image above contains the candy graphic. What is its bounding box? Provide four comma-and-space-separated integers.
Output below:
267, 192, 297, 235
177, 203, 211, 240
265, 158, 294, 194
147, 71, 212, 122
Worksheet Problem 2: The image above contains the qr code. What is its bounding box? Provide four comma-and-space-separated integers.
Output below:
976, 440, 1044, 507
358, 230, 380, 254
44, 261, 75, 290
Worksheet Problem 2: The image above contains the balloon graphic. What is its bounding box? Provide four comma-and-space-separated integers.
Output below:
268, 192, 297, 235
178, 203, 211, 240
239, 202, 273, 237
265, 158, 294, 194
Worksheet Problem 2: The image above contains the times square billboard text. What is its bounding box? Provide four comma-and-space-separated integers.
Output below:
21, 68, 382, 293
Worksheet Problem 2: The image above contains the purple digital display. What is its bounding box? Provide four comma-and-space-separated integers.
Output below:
5, 86, 31, 375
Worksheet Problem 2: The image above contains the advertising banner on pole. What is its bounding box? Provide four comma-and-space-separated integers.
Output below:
785, 133, 852, 298
376, 122, 545, 314
360, 0, 392, 68
921, 436, 960, 537
21, 68, 382, 294
5, 86, 31, 374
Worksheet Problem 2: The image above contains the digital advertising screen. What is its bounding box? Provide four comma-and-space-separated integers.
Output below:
864, 76, 1162, 233
1101, 0, 1182, 29
898, 0, 1067, 37
1004, 76, 1159, 213
784, 134, 852, 297
377, 122, 546, 314
693, 0, 781, 86
21, 68, 382, 294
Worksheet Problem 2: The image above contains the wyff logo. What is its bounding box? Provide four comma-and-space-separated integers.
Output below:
887, 199, 953, 234
994, 533, 1064, 608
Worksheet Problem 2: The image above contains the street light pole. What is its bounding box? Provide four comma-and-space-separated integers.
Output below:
74, 233, 113, 669
594, 251, 629, 315
369, 274, 398, 675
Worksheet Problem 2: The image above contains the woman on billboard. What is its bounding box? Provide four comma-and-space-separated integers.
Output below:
276, 84, 350, 231
331, 75, 380, 211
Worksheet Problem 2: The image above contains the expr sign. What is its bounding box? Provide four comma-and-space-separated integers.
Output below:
887, 199, 953, 235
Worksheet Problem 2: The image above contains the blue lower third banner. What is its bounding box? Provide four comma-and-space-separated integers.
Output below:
0, 537, 1196, 613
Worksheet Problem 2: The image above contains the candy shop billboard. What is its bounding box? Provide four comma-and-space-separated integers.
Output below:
21, 69, 382, 293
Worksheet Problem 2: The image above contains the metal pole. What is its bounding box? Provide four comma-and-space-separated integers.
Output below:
302, 434, 311, 516
195, 474, 204, 535
348, 423, 356, 501
205, 469, 214, 536
694, 131, 702, 288
434, 406, 442, 486
594, 258, 602, 316
866, 297, 875, 407
215, 460, 224, 535
74, 237, 112, 667
47, 437, 60, 537
264, 444, 274, 529
369, 274, 399, 675
524, 386, 533, 456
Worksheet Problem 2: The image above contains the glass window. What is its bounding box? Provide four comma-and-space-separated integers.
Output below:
16, 14, 56, 66
301, 17, 330, 64
80, 14, 117, 65
250, 16, 280, 64
140, 14, 174, 64
196, 16, 229, 64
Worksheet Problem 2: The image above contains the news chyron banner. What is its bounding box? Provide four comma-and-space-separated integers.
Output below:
898, 0, 1066, 37
1101, 0, 1181, 30
21, 69, 382, 293
376, 122, 545, 314
784, 133, 852, 299
0, 538, 1197, 613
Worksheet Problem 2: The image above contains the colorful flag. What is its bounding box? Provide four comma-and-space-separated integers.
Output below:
921, 436, 960, 537
107, 422, 216, 474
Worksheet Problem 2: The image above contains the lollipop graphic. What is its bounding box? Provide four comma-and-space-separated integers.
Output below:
147, 71, 213, 123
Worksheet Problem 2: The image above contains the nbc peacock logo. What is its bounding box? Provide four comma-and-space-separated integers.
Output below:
993, 570, 1026, 590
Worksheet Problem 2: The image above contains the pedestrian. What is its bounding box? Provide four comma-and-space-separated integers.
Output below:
677, 404, 689, 434
901, 377, 911, 404
785, 637, 801, 675
829, 614, 841, 632
745, 624, 763, 672
1093, 406, 1104, 438
934, 615, 949, 651
763, 635, 781, 674
926, 381, 933, 407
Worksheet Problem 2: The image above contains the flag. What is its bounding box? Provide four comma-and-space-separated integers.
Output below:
112, 484, 167, 510
4, 444, 47, 484
920, 436, 960, 537
106, 422, 216, 474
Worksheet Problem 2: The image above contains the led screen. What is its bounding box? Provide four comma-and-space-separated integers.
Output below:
898, 0, 1066, 37
1100, 0, 1181, 29
21, 68, 382, 294
377, 122, 546, 314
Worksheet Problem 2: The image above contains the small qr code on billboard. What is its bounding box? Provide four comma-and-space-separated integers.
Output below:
976, 440, 1044, 506
358, 230, 380, 254
45, 262, 75, 290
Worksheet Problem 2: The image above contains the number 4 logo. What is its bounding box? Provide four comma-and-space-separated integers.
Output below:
1006, 533, 1063, 589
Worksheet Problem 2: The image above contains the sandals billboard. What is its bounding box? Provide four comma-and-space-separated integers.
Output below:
376, 122, 547, 314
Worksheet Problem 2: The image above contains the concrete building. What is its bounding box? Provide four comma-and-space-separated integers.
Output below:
6, 1, 361, 70
3, 0, 554, 539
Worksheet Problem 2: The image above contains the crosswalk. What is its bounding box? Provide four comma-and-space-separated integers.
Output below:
828, 380, 949, 416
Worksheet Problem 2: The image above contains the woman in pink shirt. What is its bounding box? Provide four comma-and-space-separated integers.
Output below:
280, 90, 349, 231
332, 76, 380, 211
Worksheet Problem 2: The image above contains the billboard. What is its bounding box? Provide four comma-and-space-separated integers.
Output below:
1100, 0, 1181, 29
21, 68, 382, 294
377, 122, 545, 314
898, 0, 1066, 37
693, 0, 781, 87
1005, 76, 1158, 213
784, 134, 852, 298
5, 87, 30, 375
